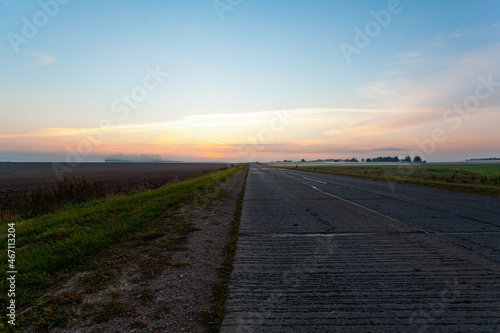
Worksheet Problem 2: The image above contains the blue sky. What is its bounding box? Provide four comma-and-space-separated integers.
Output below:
1, 0, 499, 162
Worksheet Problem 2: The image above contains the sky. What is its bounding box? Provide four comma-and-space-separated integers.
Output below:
1, 0, 499, 163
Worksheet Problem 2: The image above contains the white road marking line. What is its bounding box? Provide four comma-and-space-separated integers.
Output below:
302, 177, 327, 184
308, 184, 429, 234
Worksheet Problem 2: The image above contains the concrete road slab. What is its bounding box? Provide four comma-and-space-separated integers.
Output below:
222, 164, 500, 332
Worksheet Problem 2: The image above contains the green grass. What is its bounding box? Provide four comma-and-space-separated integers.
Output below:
275, 163, 500, 197
0, 166, 243, 331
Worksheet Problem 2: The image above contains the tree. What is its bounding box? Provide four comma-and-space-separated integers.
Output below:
301, 159, 306, 162
404, 156, 412, 163
369, 156, 400, 162
413, 156, 423, 163
366, 158, 372, 162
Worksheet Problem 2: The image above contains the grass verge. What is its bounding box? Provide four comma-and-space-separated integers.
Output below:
0, 166, 241, 331
198, 167, 248, 332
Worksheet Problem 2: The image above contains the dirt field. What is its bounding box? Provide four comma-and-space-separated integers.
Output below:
0, 162, 230, 214
0, 162, 229, 192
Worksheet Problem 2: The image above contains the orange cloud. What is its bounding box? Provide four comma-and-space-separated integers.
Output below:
1, 106, 498, 162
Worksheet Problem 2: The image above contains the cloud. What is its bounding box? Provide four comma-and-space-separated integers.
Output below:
2, 103, 499, 162
358, 81, 395, 99
28, 51, 57, 65
0, 108, 377, 139
394, 52, 422, 64
358, 41, 500, 111
420, 23, 500, 49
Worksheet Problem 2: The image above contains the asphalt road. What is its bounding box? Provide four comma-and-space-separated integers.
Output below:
221, 164, 500, 332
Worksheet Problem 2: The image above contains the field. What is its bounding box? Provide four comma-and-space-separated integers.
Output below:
0, 162, 230, 216
0, 162, 230, 193
0, 165, 247, 331
267, 161, 500, 197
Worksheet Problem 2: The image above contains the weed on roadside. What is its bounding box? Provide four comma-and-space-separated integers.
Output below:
30, 290, 83, 330
135, 287, 155, 305
79, 267, 119, 293
83, 299, 136, 323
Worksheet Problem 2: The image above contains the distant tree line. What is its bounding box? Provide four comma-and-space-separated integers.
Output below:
278, 158, 359, 163
305, 158, 359, 163
366, 156, 400, 163
466, 157, 500, 161
279, 156, 425, 163
364, 156, 424, 163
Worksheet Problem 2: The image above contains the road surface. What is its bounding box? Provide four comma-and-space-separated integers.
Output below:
221, 164, 500, 332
